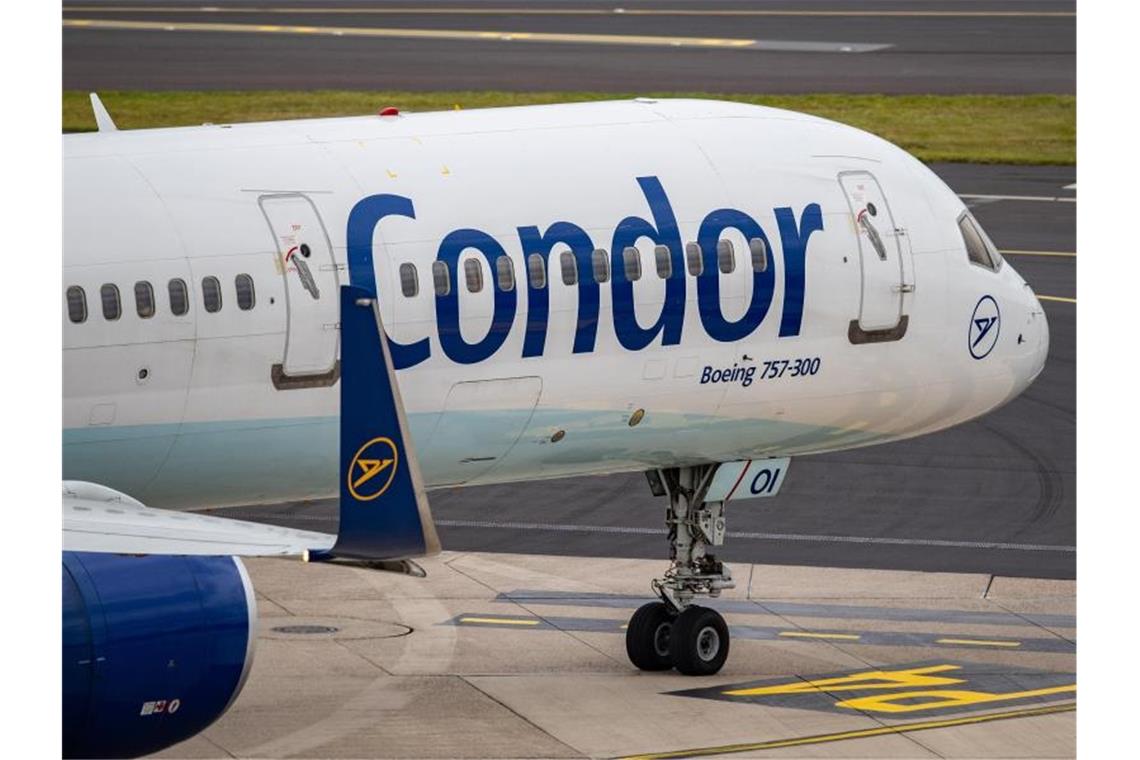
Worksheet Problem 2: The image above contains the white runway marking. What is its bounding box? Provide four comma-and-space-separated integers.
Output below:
435, 519, 1075, 553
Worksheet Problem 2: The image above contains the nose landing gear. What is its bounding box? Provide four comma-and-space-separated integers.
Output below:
625, 465, 734, 676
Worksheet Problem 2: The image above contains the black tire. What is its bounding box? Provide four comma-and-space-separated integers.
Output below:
670, 606, 730, 676
625, 602, 676, 671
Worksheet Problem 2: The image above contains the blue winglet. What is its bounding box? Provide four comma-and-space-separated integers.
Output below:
331, 285, 440, 560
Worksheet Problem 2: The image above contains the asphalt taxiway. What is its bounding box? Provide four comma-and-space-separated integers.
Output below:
63, 0, 1074, 93
217, 162, 1076, 580
156, 551, 1075, 758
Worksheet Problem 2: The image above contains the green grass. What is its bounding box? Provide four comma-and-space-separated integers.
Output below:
62, 90, 1075, 165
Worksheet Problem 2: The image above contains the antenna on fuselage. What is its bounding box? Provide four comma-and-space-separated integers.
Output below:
89, 93, 118, 133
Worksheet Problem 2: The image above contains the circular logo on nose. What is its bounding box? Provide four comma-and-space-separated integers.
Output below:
347, 436, 399, 502
969, 295, 1001, 360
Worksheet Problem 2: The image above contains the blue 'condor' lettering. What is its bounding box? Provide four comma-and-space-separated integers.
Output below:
345, 177, 822, 369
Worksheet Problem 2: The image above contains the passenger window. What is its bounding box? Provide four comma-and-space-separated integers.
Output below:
168, 278, 189, 316
622, 247, 642, 282
201, 276, 222, 313
685, 242, 703, 276
66, 286, 87, 324
654, 245, 672, 279
749, 238, 769, 273
134, 281, 155, 318
464, 258, 484, 293
560, 251, 578, 286
496, 255, 515, 292
591, 249, 610, 283
100, 284, 121, 321
432, 261, 450, 296
399, 263, 419, 297
958, 212, 1000, 271
527, 253, 547, 289
717, 240, 736, 274
235, 274, 256, 310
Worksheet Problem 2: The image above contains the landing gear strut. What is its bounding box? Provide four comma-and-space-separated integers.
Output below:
625, 465, 732, 676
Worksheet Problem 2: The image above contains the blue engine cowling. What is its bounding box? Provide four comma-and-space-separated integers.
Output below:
63, 551, 257, 759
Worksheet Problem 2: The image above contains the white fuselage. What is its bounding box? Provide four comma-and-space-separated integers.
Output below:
63, 99, 1047, 509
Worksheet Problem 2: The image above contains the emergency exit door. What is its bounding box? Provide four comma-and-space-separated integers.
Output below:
838, 172, 910, 335
260, 194, 341, 387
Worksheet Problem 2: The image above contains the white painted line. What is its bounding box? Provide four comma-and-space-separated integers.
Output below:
61, 6, 1077, 19
1062, 183, 1076, 190
1000, 250, 1075, 258
434, 519, 1075, 552
959, 193, 1076, 204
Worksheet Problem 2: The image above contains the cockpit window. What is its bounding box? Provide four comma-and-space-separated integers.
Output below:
958, 212, 1002, 272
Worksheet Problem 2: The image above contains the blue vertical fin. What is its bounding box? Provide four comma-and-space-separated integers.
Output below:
329, 285, 440, 560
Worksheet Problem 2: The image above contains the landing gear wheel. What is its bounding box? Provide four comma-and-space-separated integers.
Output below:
625, 602, 676, 671
670, 606, 729, 676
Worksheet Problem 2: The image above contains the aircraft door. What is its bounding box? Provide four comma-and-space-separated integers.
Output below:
838, 172, 910, 336
425, 377, 543, 484
259, 194, 341, 387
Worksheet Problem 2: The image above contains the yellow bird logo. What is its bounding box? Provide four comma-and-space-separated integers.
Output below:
347, 437, 399, 501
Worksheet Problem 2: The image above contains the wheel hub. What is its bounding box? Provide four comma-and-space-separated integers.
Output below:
696, 626, 720, 661
653, 622, 672, 657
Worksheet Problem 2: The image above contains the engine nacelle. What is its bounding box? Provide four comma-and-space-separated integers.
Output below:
63, 551, 257, 759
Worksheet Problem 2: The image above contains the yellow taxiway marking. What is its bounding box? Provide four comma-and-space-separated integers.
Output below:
62, 18, 758, 48
836, 684, 1075, 714
458, 616, 540, 626
936, 637, 1022, 648
1037, 295, 1077, 304
724, 665, 965, 698
617, 702, 1076, 760
778, 630, 861, 641
1000, 249, 1076, 258
62, 6, 1077, 18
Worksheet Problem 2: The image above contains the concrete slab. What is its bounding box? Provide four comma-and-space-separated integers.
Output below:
155, 552, 1075, 759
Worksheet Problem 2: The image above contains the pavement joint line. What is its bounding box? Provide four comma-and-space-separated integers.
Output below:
61, 6, 1079, 18
60, 18, 889, 52
457, 674, 587, 758
935, 637, 1022, 648
614, 702, 1076, 760
778, 631, 861, 640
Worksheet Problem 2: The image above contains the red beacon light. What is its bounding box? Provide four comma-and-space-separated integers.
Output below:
378, 106, 400, 117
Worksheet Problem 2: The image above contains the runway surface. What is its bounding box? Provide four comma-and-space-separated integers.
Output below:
62, 0, 1075, 93
159, 552, 1075, 758
217, 162, 1076, 581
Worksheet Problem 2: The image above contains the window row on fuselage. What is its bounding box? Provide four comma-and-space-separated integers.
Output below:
65, 275, 257, 324
396, 238, 770, 298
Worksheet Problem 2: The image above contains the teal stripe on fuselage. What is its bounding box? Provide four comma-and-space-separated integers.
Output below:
63, 411, 891, 511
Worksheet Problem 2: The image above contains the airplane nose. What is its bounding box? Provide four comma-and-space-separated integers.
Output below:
1025, 283, 1049, 382
1036, 296, 1050, 373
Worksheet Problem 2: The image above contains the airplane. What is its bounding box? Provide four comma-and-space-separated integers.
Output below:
63, 95, 1047, 756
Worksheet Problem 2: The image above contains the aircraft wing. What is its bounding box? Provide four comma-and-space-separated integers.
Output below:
63, 481, 335, 556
